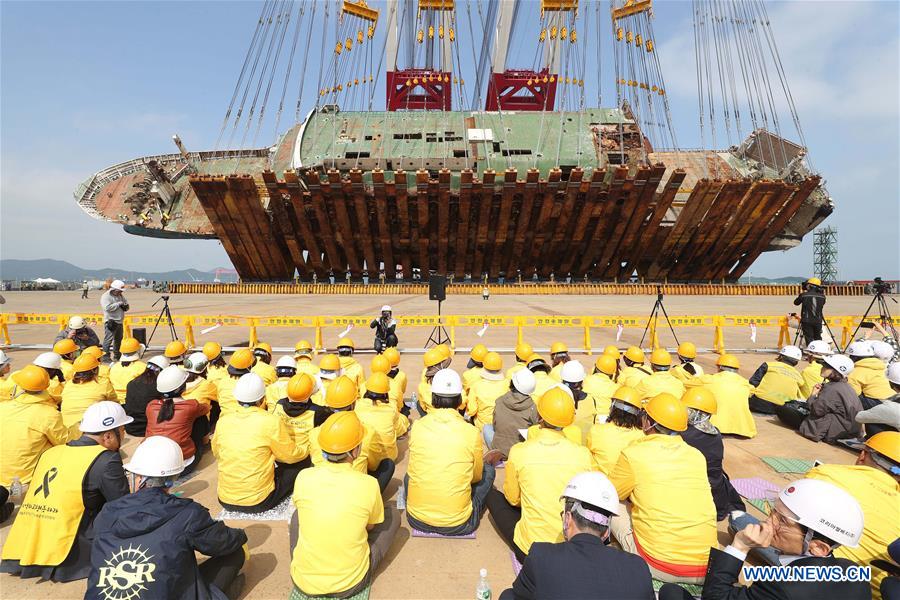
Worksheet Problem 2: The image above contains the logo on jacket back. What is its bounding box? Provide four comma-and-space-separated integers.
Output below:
96, 545, 157, 600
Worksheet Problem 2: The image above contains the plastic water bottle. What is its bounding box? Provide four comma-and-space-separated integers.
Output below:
9, 477, 23, 505
475, 568, 491, 600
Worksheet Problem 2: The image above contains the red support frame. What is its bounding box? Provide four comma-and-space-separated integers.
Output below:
386, 69, 452, 111
485, 69, 557, 111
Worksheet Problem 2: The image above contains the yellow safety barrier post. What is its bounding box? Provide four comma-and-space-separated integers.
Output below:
647, 315, 659, 350
583, 319, 592, 356
841, 316, 854, 348
123, 318, 132, 339
712, 316, 726, 354
448, 316, 456, 349
57, 314, 68, 331
0, 314, 10, 346
516, 317, 524, 346
314, 317, 324, 351
183, 317, 196, 349
777, 316, 790, 347
249, 318, 258, 348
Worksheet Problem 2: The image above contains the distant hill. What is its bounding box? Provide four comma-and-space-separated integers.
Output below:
0, 259, 230, 283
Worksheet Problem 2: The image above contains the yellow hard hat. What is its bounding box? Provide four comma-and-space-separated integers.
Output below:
537, 387, 576, 428
370, 355, 391, 374
594, 355, 618, 377
319, 354, 341, 371
864, 431, 900, 464
82, 346, 103, 359
365, 372, 390, 395
294, 339, 313, 353
717, 353, 740, 369
326, 375, 358, 408
73, 353, 100, 373
318, 411, 365, 454
229, 348, 255, 370
120, 337, 142, 355
644, 393, 688, 431
681, 387, 717, 415
611, 385, 642, 409
53, 338, 78, 356
624, 346, 645, 364
677, 342, 697, 360
337, 337, 355, 350
807, 277, 822, 286
436, 343, 451, 359
526, 353, 546, 365
550, 342, 569, 355
423, 348, 444, 368
650, 348, 672, 367
515, 342, 534, 362
382, 347, 401, 367
603, 345, 620, 357
13, 364, 50, 392
470, 343, 489, 362
203, 341, 222, 361
254, 342, 273, 355
483, 351, 503, 372
287, 373, 315, 402
165, 340, 187, 358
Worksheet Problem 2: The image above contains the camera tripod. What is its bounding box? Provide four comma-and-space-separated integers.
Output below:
844, 288, 898, 352
639, 287, 680, 348
793, 313, 839, 348
425, 300, 450, 347
147, 295, 178, 346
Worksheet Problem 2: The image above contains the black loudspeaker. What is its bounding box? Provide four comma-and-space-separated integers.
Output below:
429, 275, 447, 301
132, 327, 147, 347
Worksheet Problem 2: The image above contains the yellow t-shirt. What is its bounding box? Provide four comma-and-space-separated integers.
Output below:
469, 377, 510, 430
462, 367, 482, 395
618, 365, 651, 389
706, 371, 757, 438
272, 401, 316, 456
0, 391, 69, 486
505, 363, 527, 380
182, 377, 218, 406
207, 364, 228, 384
586, 421, 644, 474
109, 360, 146, 401
582, 373, 618, 418
290, 461, 383, 596
799, 362, 824, 399
532, 371, 558, 402
417, 380, 433, 413
294, 359, 320, 378
266, 377, 292, 411
215, 376, 239, 413
251, 361, 278, 386
339, 357, 365, 390
355, 398, 406, 463
634, 371, 685, 401
308, 419, 376, 473
60, 378, 117, 429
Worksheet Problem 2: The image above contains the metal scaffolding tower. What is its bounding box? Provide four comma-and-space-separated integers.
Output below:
813, 226, 838, 284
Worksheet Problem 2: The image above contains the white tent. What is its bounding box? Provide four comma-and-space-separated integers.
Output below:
33, 277, 61, 284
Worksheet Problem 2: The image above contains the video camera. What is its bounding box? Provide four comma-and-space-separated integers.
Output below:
872, 277, 891, 295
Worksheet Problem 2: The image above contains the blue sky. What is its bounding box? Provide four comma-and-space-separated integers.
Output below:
1, 0, 897, 279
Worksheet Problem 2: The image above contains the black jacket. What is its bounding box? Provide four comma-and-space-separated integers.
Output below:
123, 376, 160, 436
502, 533, 655, 600
86, 487, 247, 600
701, 547, 871, 600
681, 426, 745, 521
793, 289, 825, 324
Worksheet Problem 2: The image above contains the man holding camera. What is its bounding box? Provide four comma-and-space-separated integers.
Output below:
370, 305, 398, 353
793, 277, 826, 345
100, 280, 129, 362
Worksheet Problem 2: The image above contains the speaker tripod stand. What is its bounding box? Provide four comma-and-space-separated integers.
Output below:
425, 300, 450, 347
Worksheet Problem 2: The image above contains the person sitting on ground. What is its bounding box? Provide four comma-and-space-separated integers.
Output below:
369, 355, 403, 416
1, 402, 132, 582
406, 369, 495, 536
855, 363, 900, 438
60, 353, 117, 433
662, 479, 869, 600
608, 393, 717, 584
582, 355, 619, 419
0, 365, 69, 488
53, 338, 80, 380
335, 338, 365, 389
635, 349, 685, 401
382, 347, 407, 406
182, 352, 218, 422
293, 339, 320, 378
806, 431, 900, 598
0, 351, 13, 401
870, 339, 896, 366
290, 412, 400, 598
79, 346, 111, 384
847, 341, 894, 407
54, 315, 100, 353
216, 349, 255, 414
356, 373, 406, 486
203, 342, 229, 383
251, 342, 277, 385
679, 388, 745, 521
560, 360, 593, 433
435, 343, 453, 370
702, 354, 757, 438
416, 348, 444, 414
602, 345, 621, 374
123, 355, 167, 436
265, 355, 298, 410
145, 366, 210, 476
488, 369, 539, 460
31, 351, 67, 403
548, 342, 572, 382
109, 337, 146, 400
670, 342, 704, 384
86, 436, 248, 600
748, 345, 805, 414
212, 373, 307, 514
470, 351, 512, 440
799, 340, 832, 398
618, 346, 651, 388
272, 374, 321, 456
527, 354, 557, 400
506, 342, 533, 379
487, 387, 592, 563
165, 340, 188, 366
790, 354, 861, 443
499, 472, 654, 600
317, 353, 343, 399
463, 343, 488, 396
586, 386, 645, 474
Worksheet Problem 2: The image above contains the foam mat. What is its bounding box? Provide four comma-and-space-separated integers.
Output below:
760, 456, 814, 474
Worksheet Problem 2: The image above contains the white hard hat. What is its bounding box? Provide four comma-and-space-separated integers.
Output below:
110, 280, 126, 291
561, 360, 586, 383
821, 354, 854, 378
847, 341, 875, 358
80, 401, 134, 433
779, 345, 803, 361
183, 352, 208, 374
805, 340, 833, 356
0, 350, 10, 367
68, 316, 85, 330
276, 355, 297, 369
33, 352, 62, 370
511, 368, 536, 395
234, 373, 266, 404
381, 305, 392, 312
147, 355, 170, 371
870, 340, 895, 362
156, 366, 189, 394
124, 435, 189, 478
432, 368, 463, 396
886, 362, 900, 386
778, 479, 864, 548
560, 471, 621, 518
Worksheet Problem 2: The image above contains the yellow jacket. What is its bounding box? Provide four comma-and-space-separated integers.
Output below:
60, 359, 75, 381
356, 398, 407, 462
0, 375, 15, 402
549, 363, 564, 382
393, 370, 408, 395
294, 359, 320, 378
216, 376, 239, 413
182, 377, 218, 406
462, 366, 482, 396
416, 380, 433, 413
671, 363, 702, 384
635, 370, 685, 401
848, 358, 893, 400
387, 376, 405, 411
407, 408, 483, 528
207, 364, 229, 383
586, 422, 644, 474
109, 360, 146, 400
532, 371, 558, 400
752, 361, 804, 406
504, 428, 592, 553
272, 401, 317, 456
799, 362, 824, 399
505, 363, 526, 380
609, 434, 717, 567
0, 390, 69, 486
618, 365, 651, 389
582, 373, 619, 418
339, 357, 365, 390
469, 377, 510, 430
308, 419, 376, 472
212, 405, 307, 506
60, 378, 117, 429
266, 377, 292, 411
251, 361, 278, 386
808, 464, 899, 599
705, 371, 757, 438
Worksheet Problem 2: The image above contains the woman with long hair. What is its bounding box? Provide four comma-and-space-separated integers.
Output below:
145, 366, 210, 475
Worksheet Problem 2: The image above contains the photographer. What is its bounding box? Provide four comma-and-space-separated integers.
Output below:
370, 305, 398, 353
100, 280, 130, 362
793, 277, 826, 345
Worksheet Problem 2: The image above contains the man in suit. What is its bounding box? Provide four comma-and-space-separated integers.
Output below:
660, 478, 871, 600
500, 472, 654, 600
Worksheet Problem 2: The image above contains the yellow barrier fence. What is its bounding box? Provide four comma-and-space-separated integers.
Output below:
3, 312, 897, 353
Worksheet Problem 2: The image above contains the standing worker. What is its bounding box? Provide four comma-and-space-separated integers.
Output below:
793, 277, 826, 345
100, 279, 129, 363
81, 280, 89, 299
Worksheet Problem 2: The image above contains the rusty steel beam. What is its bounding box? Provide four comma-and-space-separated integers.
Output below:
306, 170, 345, 274
191, 177, 258, 280
455, 169, 474, 276
613, 164, 666, 280
627, 168, 685, 279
